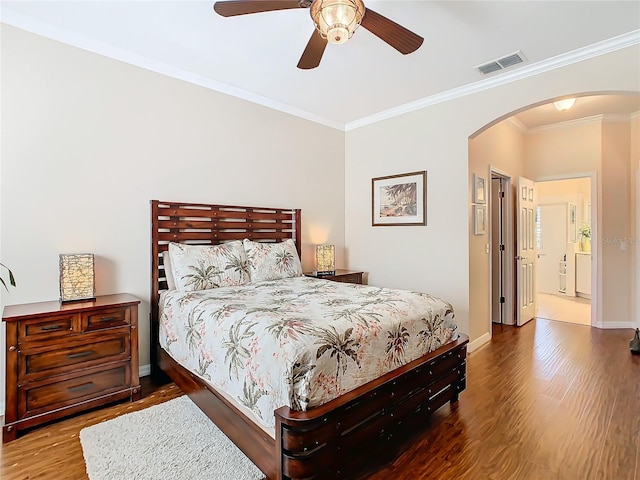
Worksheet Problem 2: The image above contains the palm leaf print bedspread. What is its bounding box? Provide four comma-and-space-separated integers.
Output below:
159, 276, 458, 429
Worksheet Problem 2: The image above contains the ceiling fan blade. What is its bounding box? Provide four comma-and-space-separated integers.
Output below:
360, 8, 423, 55
297, 30, 327, 70
214, 0, 304, 17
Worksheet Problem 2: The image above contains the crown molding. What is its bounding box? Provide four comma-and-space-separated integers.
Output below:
506, 117, 528, 133
602, 113, 635, 123
527, 114, 604, 133
2, 6, 638, 133
345, 29, 640, 131
526, 111, 638, 133
0, 8, 346, 131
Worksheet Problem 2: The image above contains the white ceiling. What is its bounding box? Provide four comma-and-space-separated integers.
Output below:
2, 1, 639, 130
513, 94, 640, 130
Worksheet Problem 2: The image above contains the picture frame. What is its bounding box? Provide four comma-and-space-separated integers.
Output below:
569, 203, 577, 242
473, 174, 486, 204
473, 205, 486, 235
372, 171, 427, 226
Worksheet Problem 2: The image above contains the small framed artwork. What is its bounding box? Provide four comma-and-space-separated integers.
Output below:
473, 205, 486, 235
372, 170, 427, 226
473, 174, 486, 204
569, 203, 577, 242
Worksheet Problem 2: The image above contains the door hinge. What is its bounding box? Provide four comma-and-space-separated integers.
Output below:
499, 191, 505, 198
500, 297, 505, 304
500, 244, 505, 251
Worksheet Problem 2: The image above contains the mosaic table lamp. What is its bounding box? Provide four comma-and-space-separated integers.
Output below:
59, 253, 95, 303
315, 245, 335, 275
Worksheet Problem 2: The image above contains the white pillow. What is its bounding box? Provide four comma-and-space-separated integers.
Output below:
168, 241, 250, 291
243, 238, 303, 282
162, 250, 177, 290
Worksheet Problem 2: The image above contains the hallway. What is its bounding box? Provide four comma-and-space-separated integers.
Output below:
536, 292, 591, 326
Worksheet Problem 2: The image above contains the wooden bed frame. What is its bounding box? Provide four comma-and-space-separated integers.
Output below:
150, 199, 468, 480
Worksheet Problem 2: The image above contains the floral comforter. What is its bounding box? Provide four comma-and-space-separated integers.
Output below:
159, 276, 458, 430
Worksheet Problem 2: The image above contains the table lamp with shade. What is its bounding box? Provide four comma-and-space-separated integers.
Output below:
59, 253, 96, 303
315, 245, 335, 276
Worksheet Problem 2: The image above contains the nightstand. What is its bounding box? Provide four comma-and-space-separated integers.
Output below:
2, 293, 141, 442
304, 269, 364, 285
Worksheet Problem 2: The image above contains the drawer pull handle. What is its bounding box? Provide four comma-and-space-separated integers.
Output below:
67, 382, 94, 393
41, 324, 64, 331
67, 350, 95, 359
98, 317, 118, 322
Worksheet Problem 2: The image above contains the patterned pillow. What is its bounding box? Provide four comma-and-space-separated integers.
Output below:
243, 238, 303, 282
168, 241, 250, 291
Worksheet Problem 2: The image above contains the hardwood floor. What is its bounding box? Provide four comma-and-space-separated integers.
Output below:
367, 319, 639, 480
0, 380, 183, 480
1, 319, 638, 480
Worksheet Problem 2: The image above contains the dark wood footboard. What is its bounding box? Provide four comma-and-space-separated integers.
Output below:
275, 335, 468, 479
157, 334, 467, 480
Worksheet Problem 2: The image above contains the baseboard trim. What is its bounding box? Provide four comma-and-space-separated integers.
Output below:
468, 332, 492, 352
595, 321, 637, 329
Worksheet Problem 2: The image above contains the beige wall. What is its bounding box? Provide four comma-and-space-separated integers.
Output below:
525, 116, 637, 328
537, 177, 591, 227
0, 26, 346, 407
632, 113, 640, 327
345, 46, 639, 349
524, 120, 602, 177
601, 120, 632, 325
468, 121, 525, 340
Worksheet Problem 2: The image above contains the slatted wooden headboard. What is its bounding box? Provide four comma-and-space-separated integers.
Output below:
149, 199, 301, 376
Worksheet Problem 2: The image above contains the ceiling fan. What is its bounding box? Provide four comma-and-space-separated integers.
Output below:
213, 0, 424, 69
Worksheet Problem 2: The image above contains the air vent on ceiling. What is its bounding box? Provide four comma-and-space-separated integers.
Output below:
476, 51, 526, 75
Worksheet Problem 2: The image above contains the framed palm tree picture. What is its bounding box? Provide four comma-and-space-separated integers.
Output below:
372, 170, 427, 226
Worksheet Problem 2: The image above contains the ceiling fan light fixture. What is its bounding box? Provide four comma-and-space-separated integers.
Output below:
553, 98, 576, 111
310, 0, 365, 45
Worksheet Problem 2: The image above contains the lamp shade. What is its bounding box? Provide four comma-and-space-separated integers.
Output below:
310, 0, 364, 45
59, 253, 95, 302
316, 245, 335, 274
553, 98, 576, 111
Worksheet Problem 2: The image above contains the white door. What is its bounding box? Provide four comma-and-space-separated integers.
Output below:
516, 177, 537, 326
537, 204, 567, 294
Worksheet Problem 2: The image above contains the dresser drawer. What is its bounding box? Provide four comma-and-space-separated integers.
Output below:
20, 332, 130, 381
82, 306, 130, 332
20, 365, 130, 418
331, 273, 362, 284
18, 313, 79, 343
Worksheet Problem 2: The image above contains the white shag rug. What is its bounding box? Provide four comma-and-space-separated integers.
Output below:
80, 395, 265, 480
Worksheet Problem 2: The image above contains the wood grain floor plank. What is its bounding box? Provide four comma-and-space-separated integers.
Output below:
1, 319, 638, 480
1, 381, 182, 480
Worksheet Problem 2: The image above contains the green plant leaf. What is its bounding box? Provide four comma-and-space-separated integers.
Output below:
0, 262, 16, 291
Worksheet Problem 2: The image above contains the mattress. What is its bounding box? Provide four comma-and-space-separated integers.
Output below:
159, 276, 458, 430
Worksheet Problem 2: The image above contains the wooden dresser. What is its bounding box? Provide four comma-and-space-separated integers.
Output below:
2, 293, 141, 442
